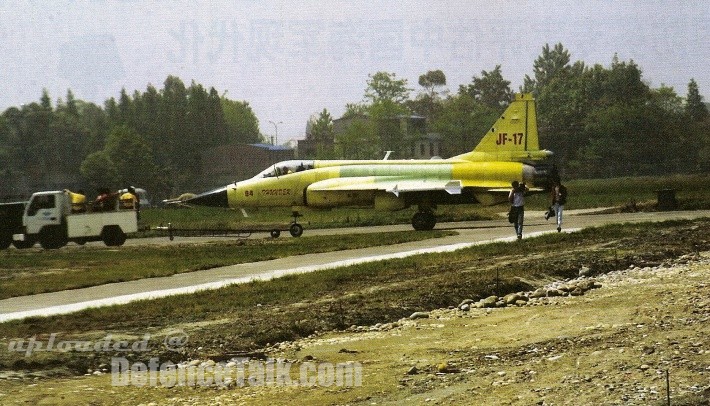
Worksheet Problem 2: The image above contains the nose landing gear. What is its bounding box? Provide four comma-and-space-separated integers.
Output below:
290, 210, 304, 237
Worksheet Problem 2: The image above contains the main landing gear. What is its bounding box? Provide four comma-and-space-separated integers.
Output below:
411, 207, 437, 231
289, 211, 304, 237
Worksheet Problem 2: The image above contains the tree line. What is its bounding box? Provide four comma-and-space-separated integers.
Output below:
1, 43, 708, 200
307, 43, 709, 178
0, 76, 261, 199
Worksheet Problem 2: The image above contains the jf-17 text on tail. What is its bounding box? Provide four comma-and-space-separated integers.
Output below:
189, 93, 556, 236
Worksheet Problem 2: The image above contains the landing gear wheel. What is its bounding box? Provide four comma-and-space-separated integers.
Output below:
289, 223, 304, 237
412, 211, 436, 231
270, 229, 281, 238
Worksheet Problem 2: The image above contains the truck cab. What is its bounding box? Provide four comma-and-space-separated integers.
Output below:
24, 191, 71, 234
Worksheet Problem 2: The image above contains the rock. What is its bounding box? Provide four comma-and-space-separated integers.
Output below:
458, 299, 475, 307
579, 266, 592, 277
436, 362, 459, 373
480, 296, 498, 308
576, 279, 597, 291
546, 289, 564, 297
460, 304, 471, 311
406, 366, 419, 375
504, 293, 523, 305
531, 288, 547, 299
410, 311, 430, 320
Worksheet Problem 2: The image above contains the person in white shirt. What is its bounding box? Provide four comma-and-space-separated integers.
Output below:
508, 181, 528, 240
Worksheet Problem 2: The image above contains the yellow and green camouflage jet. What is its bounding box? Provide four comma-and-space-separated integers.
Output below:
189, 93, 555, 236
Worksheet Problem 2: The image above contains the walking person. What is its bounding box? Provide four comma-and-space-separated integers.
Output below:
548, 181, 567, 232
509, 181, 528, 240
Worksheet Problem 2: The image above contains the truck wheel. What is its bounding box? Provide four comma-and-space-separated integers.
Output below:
102, 226, 127, 246
0, 233, 11, 250
13, 238, 35, 249
39, 226, 68, 249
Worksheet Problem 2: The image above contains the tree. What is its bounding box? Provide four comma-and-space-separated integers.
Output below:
104, 126, 157, 188
430, 93, 499, 156
411, 69, 447, 119
650, 85, 684, 115
307, 109, 335, 158
335, 119, 380, 159
686, 78, 708, 122
80, 150, 118, 190
364, 72, 412, 105
342, 103, 368, 119
361, 72, 412, 155
221, 98, 261, 144
600, 56, 649, 106
523, 43, 571, 92
418, 70, 447, 100
459, 65, 512, 108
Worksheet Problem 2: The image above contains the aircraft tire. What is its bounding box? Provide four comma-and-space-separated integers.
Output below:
289, 223, 304, 237
412, 211, 436, 231
270, 229, 281, 238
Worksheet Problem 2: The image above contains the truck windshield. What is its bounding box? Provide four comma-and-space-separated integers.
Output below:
27, 195, 55, 216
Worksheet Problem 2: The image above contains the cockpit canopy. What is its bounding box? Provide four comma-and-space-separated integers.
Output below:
254, 160, 315, 178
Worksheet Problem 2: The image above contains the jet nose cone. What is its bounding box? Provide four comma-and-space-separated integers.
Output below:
187, 186, 229, 208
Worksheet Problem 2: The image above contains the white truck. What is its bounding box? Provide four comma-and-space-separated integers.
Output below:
11, 190, 138, 249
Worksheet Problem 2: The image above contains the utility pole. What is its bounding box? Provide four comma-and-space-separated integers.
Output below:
269, 120, 282, 146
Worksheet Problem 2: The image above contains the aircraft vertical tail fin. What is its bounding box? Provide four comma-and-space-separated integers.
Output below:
455, 93, 549, 162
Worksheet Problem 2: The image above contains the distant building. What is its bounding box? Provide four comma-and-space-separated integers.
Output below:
200, 143, 294, 187
325, 114, 440, 159
411, 133, 442, 159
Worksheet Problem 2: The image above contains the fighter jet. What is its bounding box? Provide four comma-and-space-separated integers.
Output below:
189, 93, 555, 236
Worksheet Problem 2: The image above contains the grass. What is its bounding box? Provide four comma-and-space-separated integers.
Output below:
1, 217, 707, 377
0, 230, 453, 299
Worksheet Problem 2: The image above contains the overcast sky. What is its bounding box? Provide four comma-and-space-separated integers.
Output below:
1, 1, 708, 143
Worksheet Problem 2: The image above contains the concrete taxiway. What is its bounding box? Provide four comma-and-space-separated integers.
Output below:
1, 210, 707, 322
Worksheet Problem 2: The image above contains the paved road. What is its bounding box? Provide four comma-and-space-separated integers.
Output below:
1, 210, 707, 322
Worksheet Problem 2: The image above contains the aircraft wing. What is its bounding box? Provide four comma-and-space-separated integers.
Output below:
307, 177, 463, 196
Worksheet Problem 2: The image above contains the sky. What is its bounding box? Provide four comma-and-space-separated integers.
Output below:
1, 1, 708, 144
